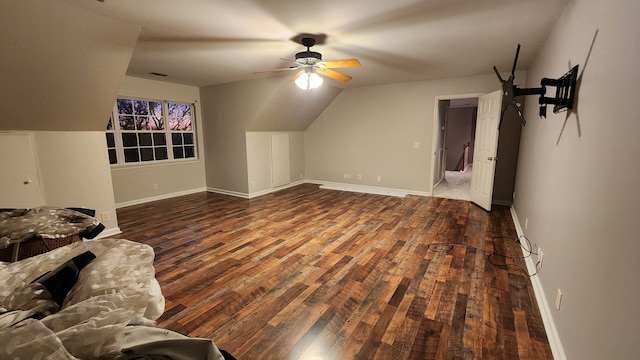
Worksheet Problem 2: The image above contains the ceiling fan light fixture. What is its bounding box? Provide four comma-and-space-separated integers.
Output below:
295, 71, 323, 90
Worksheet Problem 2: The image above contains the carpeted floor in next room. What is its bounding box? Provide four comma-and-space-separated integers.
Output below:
433, 169, 472, 201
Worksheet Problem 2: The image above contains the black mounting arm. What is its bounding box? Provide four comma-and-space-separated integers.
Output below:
511, 66, 579, 118
494, 43, 580, 126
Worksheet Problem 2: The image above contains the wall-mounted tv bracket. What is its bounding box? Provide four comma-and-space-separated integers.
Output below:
494, 43, 579, 127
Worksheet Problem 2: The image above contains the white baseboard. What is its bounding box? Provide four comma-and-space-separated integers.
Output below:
310, 180, 430, 198
207, 187, 249, 199
115, 187, 207, 208
208, 180, 306, 199
510, 206, 566, 360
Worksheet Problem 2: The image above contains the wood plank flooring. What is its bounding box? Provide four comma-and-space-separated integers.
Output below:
116, 183, 552, 359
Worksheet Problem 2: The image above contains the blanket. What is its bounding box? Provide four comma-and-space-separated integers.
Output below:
0, 238, 226, 360
0, 207, 101, 249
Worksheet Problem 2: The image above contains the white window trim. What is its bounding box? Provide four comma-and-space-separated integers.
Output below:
107, 97, 198, 167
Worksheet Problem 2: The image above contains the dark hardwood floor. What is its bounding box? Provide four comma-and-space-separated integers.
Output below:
116, 183, 552, 359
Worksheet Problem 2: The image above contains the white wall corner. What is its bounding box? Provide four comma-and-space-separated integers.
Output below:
510, 206, 566, 360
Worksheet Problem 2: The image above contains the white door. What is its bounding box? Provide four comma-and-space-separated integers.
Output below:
0, 133, 45, 208
271, 133, 290, 188
470, 90, 502, 211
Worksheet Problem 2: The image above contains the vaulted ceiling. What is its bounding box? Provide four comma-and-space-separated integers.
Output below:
62, 0, 569, 89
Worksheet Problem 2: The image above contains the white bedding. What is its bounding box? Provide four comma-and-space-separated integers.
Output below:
0, 238, 224, 360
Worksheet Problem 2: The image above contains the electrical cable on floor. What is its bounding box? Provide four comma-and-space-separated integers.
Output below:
427, 234, 543, 277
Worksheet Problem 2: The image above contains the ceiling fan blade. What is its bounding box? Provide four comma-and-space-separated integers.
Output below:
318, 68, 352, 82
321, 59, 362, 69
252, 66, 298, 74
290, 70, 304, 83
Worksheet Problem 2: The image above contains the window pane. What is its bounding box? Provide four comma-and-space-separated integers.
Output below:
138, 133, 152, 146
134, 100, 149, 115
106, 133, 115, 147
108, 149, 117, 164
173, 146, 184, 159
150, 101, 164, 130
183, 133, 194, 145
124, 148, 139, 163
168, 103, 191, 131
117, 99, 133, 114
153, 133, 166, 146
184, 146, 195, 158
136, 116, 150, 130
122, 133, 138, 147
119, 116, 135, 130
106, 117, 113, 130
155, 147, 168, 160
172, 133, 183, 145
140, 148, 154, 161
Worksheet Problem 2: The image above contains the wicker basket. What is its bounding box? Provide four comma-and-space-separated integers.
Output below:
0, 235, 82, 262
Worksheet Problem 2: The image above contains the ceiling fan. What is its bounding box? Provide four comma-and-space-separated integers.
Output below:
254, 37, 361, 89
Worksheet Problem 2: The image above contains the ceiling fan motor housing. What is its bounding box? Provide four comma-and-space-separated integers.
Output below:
295, 51, 322, 65
296, 37, 323, 65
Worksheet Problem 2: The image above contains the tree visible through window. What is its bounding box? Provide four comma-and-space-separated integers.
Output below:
106, 97, 196, 165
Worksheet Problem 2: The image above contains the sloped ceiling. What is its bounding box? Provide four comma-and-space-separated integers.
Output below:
0, 0, 140, 131
60, 0, 569, 89
249, 82, 343, 131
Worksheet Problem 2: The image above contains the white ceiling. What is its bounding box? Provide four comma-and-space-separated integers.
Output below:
62, 0, 569, 88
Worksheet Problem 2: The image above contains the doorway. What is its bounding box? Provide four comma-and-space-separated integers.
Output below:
431, 96, 479, 201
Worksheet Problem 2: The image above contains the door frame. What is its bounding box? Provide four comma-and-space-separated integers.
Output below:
429, 93, 483, 194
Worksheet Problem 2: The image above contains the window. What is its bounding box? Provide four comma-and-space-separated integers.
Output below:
106, 97, 197, 165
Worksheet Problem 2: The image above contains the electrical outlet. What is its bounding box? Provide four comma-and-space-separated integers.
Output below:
153, 183, 158, 190
101, 211, 110, 222
377, 176, 382, 182
538, 248, 544, 263
357, 174, 362, 181
556, 289, 562, 310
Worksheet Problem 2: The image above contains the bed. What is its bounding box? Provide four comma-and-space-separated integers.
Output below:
0, 206, 105, 262
0, 237, 229, 359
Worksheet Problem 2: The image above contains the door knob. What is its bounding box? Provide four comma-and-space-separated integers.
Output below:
487, 157, 498, 161
23, 179, 32, 185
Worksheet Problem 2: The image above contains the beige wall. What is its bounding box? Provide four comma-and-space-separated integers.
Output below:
201, 76, 329, 195
305, 72, 525, 194
513, 0, 639, 358
200, 77, 283, 194
32, 131, 119, 234
0, 0, 139, 131
246, 132, 305, 196
111, 76, 206, 206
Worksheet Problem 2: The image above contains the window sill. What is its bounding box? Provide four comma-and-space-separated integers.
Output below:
110, 158, 201, 171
